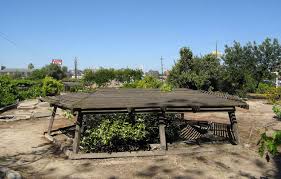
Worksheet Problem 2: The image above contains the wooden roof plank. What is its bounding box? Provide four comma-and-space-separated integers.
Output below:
42, 88, 248, 112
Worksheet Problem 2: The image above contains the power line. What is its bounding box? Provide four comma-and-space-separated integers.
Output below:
0, 31, 17, 46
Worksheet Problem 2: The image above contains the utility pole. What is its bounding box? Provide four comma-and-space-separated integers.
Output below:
74, 57, 78, 79
215, 41, 218, 59
160, 56, 164, 81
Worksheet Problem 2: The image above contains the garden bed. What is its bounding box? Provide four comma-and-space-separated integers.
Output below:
44, 116, 234, 159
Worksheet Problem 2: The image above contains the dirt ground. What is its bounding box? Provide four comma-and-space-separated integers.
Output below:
1, 99, 281, 179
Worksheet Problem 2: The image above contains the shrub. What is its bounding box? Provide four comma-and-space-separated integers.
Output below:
135, 75, 162, 88
123, 76, 175, 93
272, 105, 281, 119
81, 113, 183, 153
160, 83, 174, 92
258, 131, 281, 157
81, 114, 148, 153
265, 87, 281, 104
42, 76, 63, 96
0, 76, 17, 107
11, 79, 42, 100
256, 83, 272, 94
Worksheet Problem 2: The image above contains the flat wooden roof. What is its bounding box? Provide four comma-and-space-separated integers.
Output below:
42, 88, 248, 113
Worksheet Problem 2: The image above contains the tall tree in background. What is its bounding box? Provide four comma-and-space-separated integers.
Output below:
223, 38, 281, 94
168, 47, 222, 90
28, 63, 34, 70
115, 68, 143, 83
253, 38, 281, 87
145, 70, 160, 79
222, 41, 257, 94
167, 47, 194, 88
29, 64, 67, 80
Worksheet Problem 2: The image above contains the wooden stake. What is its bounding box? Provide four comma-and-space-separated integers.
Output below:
228, 111, 240, 144
73, 112, 83, 153
47, 106, 57, 135
159, 113, 167, 150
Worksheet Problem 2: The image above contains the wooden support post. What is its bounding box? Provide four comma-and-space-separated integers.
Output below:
180, 113, 184, 120
47, 106, 57, 135
128, 108, 135, 125
73, 112, 83, 153
158, 112, 167, 150
228, 111, 240, 145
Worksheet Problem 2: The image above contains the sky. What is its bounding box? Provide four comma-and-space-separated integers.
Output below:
0, 0, 281, 72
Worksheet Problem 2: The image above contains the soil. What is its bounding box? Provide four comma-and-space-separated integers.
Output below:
1, 99, 281, 179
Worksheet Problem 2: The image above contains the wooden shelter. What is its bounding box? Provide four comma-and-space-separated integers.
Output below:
43, 88, 248, 158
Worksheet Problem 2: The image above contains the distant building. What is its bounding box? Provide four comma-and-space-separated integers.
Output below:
0, 68, 34, 77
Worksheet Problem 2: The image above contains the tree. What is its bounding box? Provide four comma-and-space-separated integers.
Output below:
168, 47, 223, 91
43, 64, 67, 80
145, 70, 160, 79
167, 47, 195, 88
28, 63, 34, 70
29, 64, 68, 80
29, 68, 47, 80
93, 68, 115, 87
253, 38, 281, 87
222, 38, 281, 95
115, 68, 143, 83
222, 41, 257, 94
83, 69, 95, 84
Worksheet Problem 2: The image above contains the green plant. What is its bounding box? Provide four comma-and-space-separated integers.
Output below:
42, 76, 63, 96
272, 105, 281, 119
62, 110, 74, 120
11, 79, 42, 100
160, 83, 173, 92
265, 87, 281, 104
81, 114, 148, 153
0, 76, 17, 107
258, 130, 281, 157
81, 113, 182, 153
123, 75, 162, 89
136, 76, 162, 88
256, 82, 273, 94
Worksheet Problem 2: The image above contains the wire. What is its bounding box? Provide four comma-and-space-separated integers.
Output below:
0, 31, 17, 46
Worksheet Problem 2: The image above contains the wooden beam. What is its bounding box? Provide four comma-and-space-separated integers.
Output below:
228, 111, 239, 144
73, 112, 83, 153
47, 106, 57, 135
158, 113, 167, 150
68, 150, 166, 159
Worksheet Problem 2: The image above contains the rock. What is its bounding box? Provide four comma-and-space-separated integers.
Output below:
17, 105, 36, 110
272, 122, 281, 131
17, 115, 31, 120
17, 100, 38, 110
149, 144, 160, 150
32, 112, 52, 118
0, 167, 22, 179
36, 102, 50, 108
244, 143, 251, 148
6, 170, 22, 179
